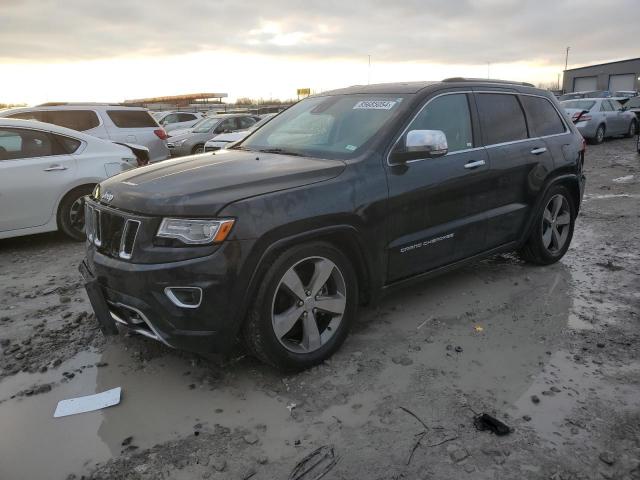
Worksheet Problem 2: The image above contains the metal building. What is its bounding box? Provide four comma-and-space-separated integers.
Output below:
563, 58, 640, 93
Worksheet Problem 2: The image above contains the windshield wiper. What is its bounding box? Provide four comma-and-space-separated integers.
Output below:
256, 148, 304, 157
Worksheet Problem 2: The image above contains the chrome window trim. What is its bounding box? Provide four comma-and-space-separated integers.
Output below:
386, 89, 572, 166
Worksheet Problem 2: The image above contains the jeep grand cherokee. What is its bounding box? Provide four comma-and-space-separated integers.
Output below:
80, 78, 586, 371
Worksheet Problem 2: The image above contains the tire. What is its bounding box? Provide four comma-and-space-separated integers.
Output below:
191, 144, 205, 155
519, 185, 576, 265
625, 119, 637, 138
242, 241, 358, 371
592, 124, 605, 144
57, 185, 94, 241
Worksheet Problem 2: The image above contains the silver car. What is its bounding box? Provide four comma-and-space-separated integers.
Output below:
561, 98, 638, 144
167, 114, 257, 156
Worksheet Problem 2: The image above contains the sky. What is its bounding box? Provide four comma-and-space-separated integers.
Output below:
1, 0, 638, 105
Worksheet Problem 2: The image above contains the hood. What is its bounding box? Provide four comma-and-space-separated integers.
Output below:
168, 127, 194, 137
98, 149, 346, 216
206, 131, 246, 144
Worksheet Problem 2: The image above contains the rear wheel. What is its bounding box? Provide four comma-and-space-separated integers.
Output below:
592, 124, 605, 144
243, 242, 358, 371
191, 144, 205, 155
625, 119, 637, 138
519, 185, 576, 265
57, 185, 94, 241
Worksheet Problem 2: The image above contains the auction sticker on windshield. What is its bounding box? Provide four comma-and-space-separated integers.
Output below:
353, 100, 397, 110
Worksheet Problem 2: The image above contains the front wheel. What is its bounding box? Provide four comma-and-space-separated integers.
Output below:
57, 185, 94, 241
243, 242, 358, 371
625, 119, 637, 138
191, 144, 205, 155
519, 185, 576, 265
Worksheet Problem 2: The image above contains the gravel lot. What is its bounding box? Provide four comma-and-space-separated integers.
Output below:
0, 138, 639, 480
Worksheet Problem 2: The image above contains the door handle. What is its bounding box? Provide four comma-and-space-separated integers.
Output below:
530, 147, 547, 155
43, 165, 68, 171
464, 160, 486, 169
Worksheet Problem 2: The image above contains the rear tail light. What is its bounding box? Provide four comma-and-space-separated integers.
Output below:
154, 128, 168, 140
572, 113, 591, 122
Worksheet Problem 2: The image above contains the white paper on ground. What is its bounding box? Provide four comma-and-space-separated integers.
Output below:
53, 387, 121, 418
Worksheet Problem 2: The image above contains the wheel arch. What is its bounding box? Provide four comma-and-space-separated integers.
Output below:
55, 182, 97, 228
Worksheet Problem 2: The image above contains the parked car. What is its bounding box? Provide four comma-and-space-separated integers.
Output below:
204, 113, 277, 151
81, 78, 586, 370
152, 111, 203, 133
613, 91, 638, 99
558, 90, 612, 101
0, 104, 170, 163
0, 118, 141, 241
560, 98, 637, 143
167, 114, 258, 156
625, 96, 640, 119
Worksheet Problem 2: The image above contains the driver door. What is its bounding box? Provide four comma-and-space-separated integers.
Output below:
385, 92, 492, 282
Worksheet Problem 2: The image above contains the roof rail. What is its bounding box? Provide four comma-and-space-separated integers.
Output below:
36, 102, 126, 107
442, 77, 535, 87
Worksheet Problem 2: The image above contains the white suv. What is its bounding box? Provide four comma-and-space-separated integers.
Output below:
152, 111, 203, 132
0, 118, 141, 241
0, 104, 170, 163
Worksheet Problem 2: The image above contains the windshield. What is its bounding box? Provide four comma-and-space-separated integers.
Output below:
238, 94, 409, 158
561, 100, 596, 111
192, 117, 220, 133
626, 97, 640, 108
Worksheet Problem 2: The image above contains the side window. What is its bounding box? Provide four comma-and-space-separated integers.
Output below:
520, 96, 566, 137
53, 134, 82, 154
177, 113, 196, 122
238, 117, 257, 129
217, 119, 236, 133
45, 110, 100, 131
0, 128, 63, 160
600, 101, 613, 112
405, 93, 473, 153
162, 113, 179, 124
7, 111, 47, 122
476, 93, 528, 145
107, 110, 157, 128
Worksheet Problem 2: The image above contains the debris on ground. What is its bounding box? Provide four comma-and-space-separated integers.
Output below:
473, 413, 512, 436
288, 445, 338, 480
53, 387, 121, 418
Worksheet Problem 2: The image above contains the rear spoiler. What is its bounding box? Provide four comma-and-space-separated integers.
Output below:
114, 142, 150, 166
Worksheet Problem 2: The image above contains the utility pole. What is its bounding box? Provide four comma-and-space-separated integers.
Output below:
368, 55, 371, 85
563, 46, 570, 93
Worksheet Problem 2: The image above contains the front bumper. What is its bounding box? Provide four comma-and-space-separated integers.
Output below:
80, 239, 256, 355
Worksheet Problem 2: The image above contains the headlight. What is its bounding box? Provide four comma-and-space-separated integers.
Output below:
173, 139, 187, 147
157, 218, 235, 245
92, 184, 101, 200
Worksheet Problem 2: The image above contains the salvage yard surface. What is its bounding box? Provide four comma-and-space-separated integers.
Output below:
1, 139, 639, 480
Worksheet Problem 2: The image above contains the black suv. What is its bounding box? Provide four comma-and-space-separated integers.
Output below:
80, 78, 586, 370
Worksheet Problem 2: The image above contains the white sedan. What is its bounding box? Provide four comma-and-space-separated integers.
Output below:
0, 118, 141, 241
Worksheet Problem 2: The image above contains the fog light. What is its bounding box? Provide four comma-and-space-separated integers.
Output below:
164, 287, 202, 309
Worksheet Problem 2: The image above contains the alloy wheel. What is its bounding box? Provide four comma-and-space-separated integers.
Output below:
271, 256, 346, 354
69, 197, 86, 234
542, 194, 571, 254
596, 126, 605, 143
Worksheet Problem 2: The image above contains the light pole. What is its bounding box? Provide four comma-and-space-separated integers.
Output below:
563, 46, 570, 93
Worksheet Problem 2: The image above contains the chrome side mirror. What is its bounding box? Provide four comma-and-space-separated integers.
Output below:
391, 129, 448, 163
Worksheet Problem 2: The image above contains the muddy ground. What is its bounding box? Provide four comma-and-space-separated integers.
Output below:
1, 138, 639, 480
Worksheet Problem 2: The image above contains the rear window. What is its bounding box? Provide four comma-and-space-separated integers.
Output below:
107, 110, 157, 128
46, 110, 100, 131
520, 96, 566, 137
53, 134, 82, 153
476, 93, 528, 145
561, 100, 596, 111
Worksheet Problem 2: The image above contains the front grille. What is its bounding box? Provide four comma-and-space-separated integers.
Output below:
86, 203, 140, 260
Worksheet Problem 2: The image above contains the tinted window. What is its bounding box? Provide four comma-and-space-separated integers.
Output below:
107, 110, 157, 128
627, 97, 640, 108
476, 93, 528, 145
406, 93, 473, 152
216, 118, 237, 133
609, 100, 623, 110
162, 113, 179, 124
45, 110, 100, 131
520, 96, 566, 137
600, 101, 613, 112
53, 134, 82, 153
0, 128, 65, 160
238, 116, 257, 129
177, 113, 196, 122
7, 111, 47, 122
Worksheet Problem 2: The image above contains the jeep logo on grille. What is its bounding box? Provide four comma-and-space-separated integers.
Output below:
101, 191, 114, 203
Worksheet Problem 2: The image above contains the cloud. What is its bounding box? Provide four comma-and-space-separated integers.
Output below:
1, 0, 637, 67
